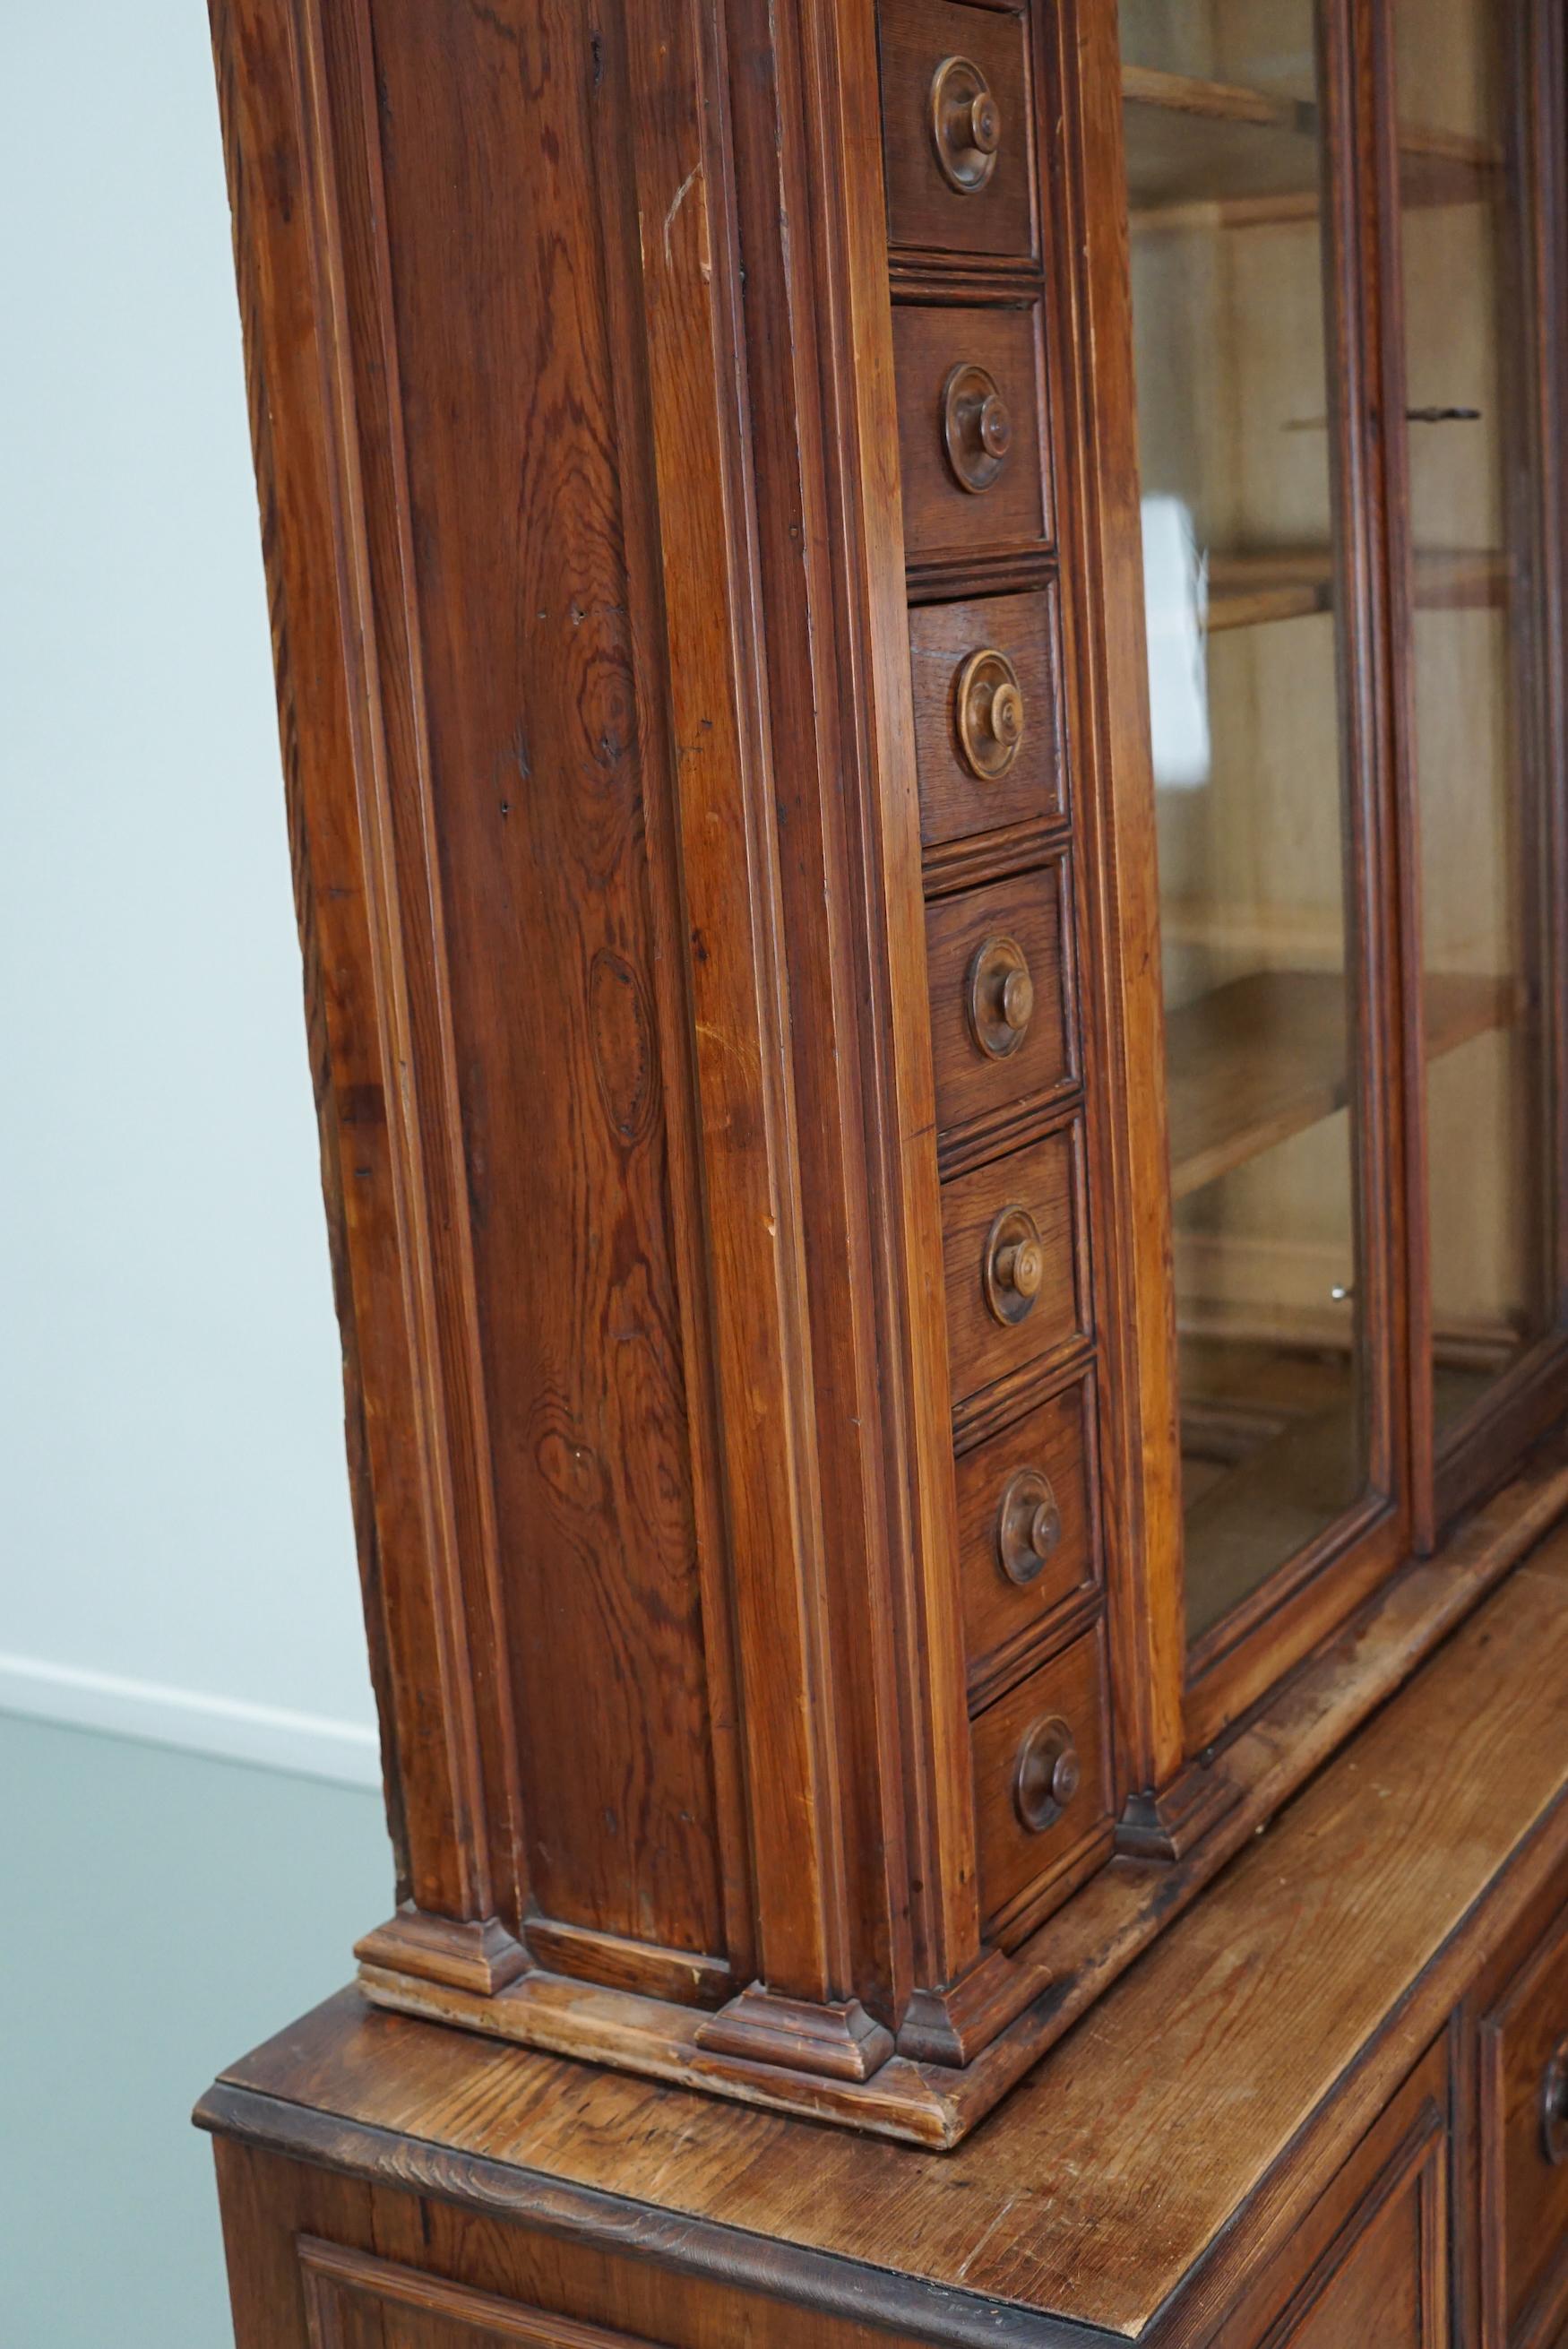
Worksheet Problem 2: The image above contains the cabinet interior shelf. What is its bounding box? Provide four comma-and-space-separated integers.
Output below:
1206, 546, 1510, 633
1123, 64, 1501, 230
1167, 967, 1521, 1200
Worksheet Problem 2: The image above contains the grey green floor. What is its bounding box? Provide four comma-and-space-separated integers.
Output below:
0, 1712, 390, 2348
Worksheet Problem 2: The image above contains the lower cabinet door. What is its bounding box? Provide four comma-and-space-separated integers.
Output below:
1478, 1899, 1568, 2349
297, 2240, 664, 2349
1206, 2039, 1451, 2349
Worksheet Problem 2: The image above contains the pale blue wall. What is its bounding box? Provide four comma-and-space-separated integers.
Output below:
0, 1714, 387, 2349
0, 4, 392, 2336
0, 0, 375, 1770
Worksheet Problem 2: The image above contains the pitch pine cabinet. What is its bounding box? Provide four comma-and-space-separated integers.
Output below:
202, 0, 1568, 2337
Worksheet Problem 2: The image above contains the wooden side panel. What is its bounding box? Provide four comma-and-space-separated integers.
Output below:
210, 0, 750, 1977
326, 0, 732, 1959
214, 2140, 946, 2349
208, 0, 528, 1958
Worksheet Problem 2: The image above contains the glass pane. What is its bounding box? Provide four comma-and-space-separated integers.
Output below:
1392, 0, 1559, 1437
1119, 2, 1374, 1646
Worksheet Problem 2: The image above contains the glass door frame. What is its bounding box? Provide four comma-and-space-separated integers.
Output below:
1374, 0, 1568, 1547
1107, 0, 1415, 1752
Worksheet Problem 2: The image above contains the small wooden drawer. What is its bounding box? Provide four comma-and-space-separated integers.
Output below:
957, 1373, 1098, 1701
1478, 1901, 1568, 2347
942, 1119, 1088, 1405
926, 859, 1074, 1156
971, 1622, 1112, 1944
910, 587, 1065, 851
878, 0, 1036, 262
893, 304, 1050, 562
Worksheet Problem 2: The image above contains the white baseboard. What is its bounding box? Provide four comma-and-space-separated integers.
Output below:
0, 1652, 383, 1788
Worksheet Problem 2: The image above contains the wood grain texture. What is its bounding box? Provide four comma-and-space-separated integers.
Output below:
926, 859, 1075, 1153
208, 1523, 1568, 2339
210, 0, 1568, 2180
893, 303, 1052, 558
1477, 1900, 1568, 2347
213, 2138, 992, 2349
954, 1371, 1099, 1701
299, 2236, 667, 2348
969, 1621, 1113, 1942
1194, 2040, 1450, 2349
816, 0, 986, 2002
909, 587, 1067, 850
207, 0, 527, 1946
351, 0, 727, 1961
878, 0, 1038, 261
941, 1119, 1089, 1403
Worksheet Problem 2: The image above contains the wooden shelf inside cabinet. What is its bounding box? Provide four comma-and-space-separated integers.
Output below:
1122, 64, 1502, 232
1205, 546, 1511, 634
1167, 968, 1523, 1201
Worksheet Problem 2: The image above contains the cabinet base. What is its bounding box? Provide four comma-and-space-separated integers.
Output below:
359, 1445, 1568, 2146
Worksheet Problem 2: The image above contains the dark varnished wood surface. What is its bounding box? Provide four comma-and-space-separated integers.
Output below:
926, 861, 1074, 1146
352, 0, 725, 1959
969, 1621, 1112, 1942
879, 0, 1038, 262
954, 1371, 1098, 1698
205, 1524, 1568, 2341
893, 303, 1052, 560
909, 588, 1066, 851
941, 1119, 1087, 1402
1203, 2040, 1450, 2349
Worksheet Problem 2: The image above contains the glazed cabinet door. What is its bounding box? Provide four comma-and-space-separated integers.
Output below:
1382, 0, 1568, 1526
1116, 0, 1411, 1744
1106, 0, 1568, 1751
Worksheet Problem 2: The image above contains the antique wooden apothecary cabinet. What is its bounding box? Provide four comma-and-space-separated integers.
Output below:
201, 0, 1568, 2339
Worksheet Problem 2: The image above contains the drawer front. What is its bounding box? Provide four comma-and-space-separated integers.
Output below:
1207, 2041, 1451, 2349
893, 304, 1050, 560
910, 587, 1065, 850
971, 1624, 1112, 1942
926, 860, 1073, 1151
1481, 1903, 1568, 2347
956, 1373, 1097, 1697
879, 0, 1036, 262
942, 1121, 1087, 1403
297, 2237, 660, 2348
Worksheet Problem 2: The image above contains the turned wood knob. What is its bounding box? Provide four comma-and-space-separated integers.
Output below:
943, 364, 1013, 493
930, 56, 1002, 194
984, 1205, 1045, 1326
1014, 1714, 1081, 1834
956, 649, 1026, 780
996, 1467, 1063, 1587
1544, 2036, 1568, 2166
967, 934, 1035, 1059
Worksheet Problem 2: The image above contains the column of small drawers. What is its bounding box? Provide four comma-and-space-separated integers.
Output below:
879, 0, 1116, 1948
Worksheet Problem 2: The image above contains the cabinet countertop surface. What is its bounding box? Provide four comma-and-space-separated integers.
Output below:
205, 1525, 1568, 2342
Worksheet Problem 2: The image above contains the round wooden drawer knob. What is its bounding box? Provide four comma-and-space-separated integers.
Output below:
956, 649, 1026, 780
996, 1467, 1063, 1587
943, 363, 1012, 494
984, 1204, 1045, 1326
1014, 1714, 1081, 1834
1544, 2036, 1568, 2166
931, 56, 1002, 194
968, 934, 1035, 1059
